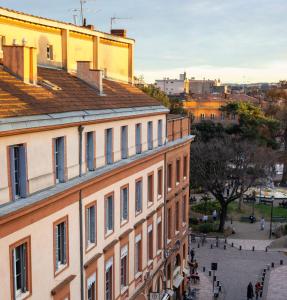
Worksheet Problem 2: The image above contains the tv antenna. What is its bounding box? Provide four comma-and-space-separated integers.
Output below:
79, 0, 98, 26
110, 16, 131, 30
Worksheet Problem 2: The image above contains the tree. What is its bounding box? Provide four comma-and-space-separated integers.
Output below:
190, 136, 275, 232
139, 84, 171, 108
265, 90, 287, 185
191, 121, 225, 142
220, 101, 280, 149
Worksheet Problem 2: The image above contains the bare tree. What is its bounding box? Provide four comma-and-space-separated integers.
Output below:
190, 136, 275, 232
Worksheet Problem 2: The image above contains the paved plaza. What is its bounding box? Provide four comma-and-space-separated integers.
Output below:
190, 238, 286, 300
266, 266, 287, 300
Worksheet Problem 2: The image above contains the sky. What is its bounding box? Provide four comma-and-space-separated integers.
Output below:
2, 0, 287, 83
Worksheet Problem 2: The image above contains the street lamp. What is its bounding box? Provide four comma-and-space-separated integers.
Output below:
269, 197, 274, 239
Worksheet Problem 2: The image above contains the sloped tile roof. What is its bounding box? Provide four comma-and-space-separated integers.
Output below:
0, 66, 161, 118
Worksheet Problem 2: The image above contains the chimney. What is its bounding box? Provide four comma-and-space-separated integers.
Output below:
77, 61, 103, 95
110, 29, 127, 38
3, 45, 37, 84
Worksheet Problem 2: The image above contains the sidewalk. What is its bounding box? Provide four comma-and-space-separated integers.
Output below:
189, 271, 213, 300
266, 266, 287, 300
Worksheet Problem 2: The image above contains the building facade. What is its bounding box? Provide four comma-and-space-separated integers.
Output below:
0, 7, 193, 300
155, 73, 189, 96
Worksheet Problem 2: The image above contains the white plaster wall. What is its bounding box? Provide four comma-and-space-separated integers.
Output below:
0, 202, 80, 300
0, 114, 166, 205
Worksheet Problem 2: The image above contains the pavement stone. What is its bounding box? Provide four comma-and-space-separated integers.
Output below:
227, 238, 273, 251
266, 266, 287, 300
189, 271, 213, 300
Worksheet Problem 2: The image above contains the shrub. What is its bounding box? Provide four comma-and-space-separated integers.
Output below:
192, 200, 221, 215
198, 223, 214, 233
189, 217, 199, 225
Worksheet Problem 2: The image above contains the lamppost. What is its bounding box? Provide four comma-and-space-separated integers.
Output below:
269, 196, 274, 239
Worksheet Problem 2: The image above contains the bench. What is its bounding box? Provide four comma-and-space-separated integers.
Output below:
240, 216, 252, 222
272, 216, 287, 223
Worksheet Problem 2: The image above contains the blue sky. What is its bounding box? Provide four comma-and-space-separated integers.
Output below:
2, 0, 287, 83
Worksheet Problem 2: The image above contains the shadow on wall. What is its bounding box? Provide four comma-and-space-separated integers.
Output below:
38, 35, 62, 68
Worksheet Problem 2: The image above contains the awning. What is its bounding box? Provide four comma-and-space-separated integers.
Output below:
183, 267, 190, 276
173, 274, 184, 288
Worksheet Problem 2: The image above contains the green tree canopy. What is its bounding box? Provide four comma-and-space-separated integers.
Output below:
140, 85, 171, 108
220, 101, 280, 149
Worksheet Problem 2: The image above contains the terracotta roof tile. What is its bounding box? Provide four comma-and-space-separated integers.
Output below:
0, 67, 161, 118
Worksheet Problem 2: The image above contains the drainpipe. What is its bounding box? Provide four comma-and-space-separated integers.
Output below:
163, 151, 168, 292
78, 125, 84, 300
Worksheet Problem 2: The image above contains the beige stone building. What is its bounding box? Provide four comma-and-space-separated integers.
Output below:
0, 7, 193, 300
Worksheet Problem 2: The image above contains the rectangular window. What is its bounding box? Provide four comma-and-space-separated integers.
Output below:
158, 119, 163, 146
121, 186, 129, 223
11, 240, 31, 298
105, 258, 113, 300
135, 123, 142, 154
105, 128, 113, 165
121, 126, 128, 159
147, 121, 153, 150
120, 245, 128, 289
211, 113, 215, 120
221, 112, 225, 120
54, 137, 65, 183
176, 159, 180, 183
135, 179, 142, 214
157, 168, 163, 197
87, 273, 96, 300
105, 194, 114, 234
147, 173, 154, 204
157, 217, 162, 250
86, 204, 96, 247
167, 163, 172, 190
135, 234, 142, 274
86, 132, 95, 171
55, 219, 68, 271
167, 208, 172, 239
182, 195, 187, 223
148, 225, 153, 261
200, 113, 205, 120
9, 144, 27, 200
47, 45, 54, 60
183, 156, 188, 178
175, 202, 180, 231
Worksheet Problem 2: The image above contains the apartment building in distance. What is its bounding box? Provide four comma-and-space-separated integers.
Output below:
155, 73, 189, 96
0, 7, 193, 300
183, 94, 259, 124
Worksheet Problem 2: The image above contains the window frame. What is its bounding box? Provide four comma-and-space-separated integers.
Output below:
135, 123, 142, 154
147, 121, 153, 150
53, 215, 69, 276
147, 224, 153, 262
120, 244, 129, 291
85, 201, 97, 252
135, 178, 143, 215
120, 184, 129, 226
53, 136, 66, 184
157, 167, 163, 199
167, 163, 173, 191
176, 158, 181, 185
183, 155, 188, 179
105, 257, 114, 300
147, 172, 154, 205
105, 128, 114, 165
105, 192, 114, 237
134, 233, 142, 275
9, 236, 32, 300
120, 125, 129, 159
86, 131, 96, 172
158, 119, 163, 147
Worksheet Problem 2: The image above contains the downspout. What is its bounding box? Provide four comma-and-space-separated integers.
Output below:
163, 115, 168, 292
78, 125, 84, 300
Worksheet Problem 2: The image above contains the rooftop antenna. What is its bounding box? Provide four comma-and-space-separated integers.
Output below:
79, 0, 97, 26
110, 16, 131, 30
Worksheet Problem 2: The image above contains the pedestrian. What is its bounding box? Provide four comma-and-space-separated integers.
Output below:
190, 248, 195, 262
247, 282, 254, 300
260, 217, 265, 231
255, 281, 262, 300
212, 209, 217, 221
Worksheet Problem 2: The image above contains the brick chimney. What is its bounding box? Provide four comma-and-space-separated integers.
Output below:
110, 29, 126, 38
2, 45, 37, 84
77, 61, 103, 95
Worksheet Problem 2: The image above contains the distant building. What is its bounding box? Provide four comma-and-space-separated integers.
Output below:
155, 73, 189, 96
189, 78, 227, 95
184, 94, 259, 124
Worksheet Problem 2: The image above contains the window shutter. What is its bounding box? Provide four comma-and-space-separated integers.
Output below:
87, 133, 94, 171
13, 248, 17, 294
105, 200, 108, 232
158, 120, 162, 146
55, 226, 59, 269
109, 197, 113, 230
63, 222, 67, 264
9, 147, 16, 200
139, 182, 142, 211
59, 138, 65, 182
90, 206, 95, 243
136, 125, 141, 154
21, 244, 27, 292
123, 189, 128, 220
19, 145, 27, 198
